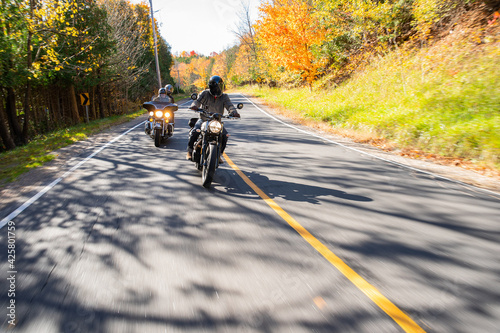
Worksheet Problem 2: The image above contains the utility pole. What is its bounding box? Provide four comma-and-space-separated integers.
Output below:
149, 0, 162, 88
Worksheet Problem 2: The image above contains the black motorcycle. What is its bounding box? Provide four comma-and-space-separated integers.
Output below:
143, 101, 178, 147
188, 98, 243, 188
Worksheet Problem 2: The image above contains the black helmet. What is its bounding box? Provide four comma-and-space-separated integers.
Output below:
164, 84, 173, 94
208, 76, 224, 97
158, 88, 166, 95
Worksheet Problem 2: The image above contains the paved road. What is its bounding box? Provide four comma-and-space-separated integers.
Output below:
1, 94, 499, 332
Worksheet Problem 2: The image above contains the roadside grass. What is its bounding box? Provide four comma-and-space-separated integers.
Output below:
0, 109, 145, 187
173, 93, 191, 102
238, 32, 500, 175
0, 94, 192, 187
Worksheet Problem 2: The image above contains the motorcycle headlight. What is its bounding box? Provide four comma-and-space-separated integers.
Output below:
149, 111, 154, 116
208, 120, 222, 134
155, 111, 163, 118
164, 112, 171, 118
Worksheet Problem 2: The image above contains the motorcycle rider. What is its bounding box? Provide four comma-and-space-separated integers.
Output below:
153, 88, 171, 103
165, 84, 175, 103
186, 75, 240, 162
146, 88, 173, 134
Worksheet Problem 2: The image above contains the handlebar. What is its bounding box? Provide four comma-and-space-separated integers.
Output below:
192, 109, 240, 119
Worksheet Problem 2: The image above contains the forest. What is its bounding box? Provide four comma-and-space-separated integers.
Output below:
175, 0, 499, 91
0, 0, 174, 152
1, 0, 499, 171
174, 0, 499, 171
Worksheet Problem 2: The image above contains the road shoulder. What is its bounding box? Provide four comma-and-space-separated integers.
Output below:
241, 93, 500, 196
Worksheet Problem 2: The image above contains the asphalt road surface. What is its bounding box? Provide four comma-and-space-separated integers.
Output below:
1, 94, 499, 333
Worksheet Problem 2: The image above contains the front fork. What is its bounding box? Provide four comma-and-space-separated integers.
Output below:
154, 120, 163, 134
200, 134, 222, 168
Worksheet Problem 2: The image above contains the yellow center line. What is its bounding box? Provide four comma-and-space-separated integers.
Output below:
223, 152, 426, 333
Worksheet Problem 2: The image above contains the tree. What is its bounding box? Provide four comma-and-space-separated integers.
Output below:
228, 44, 252, 85
0, 0, 28, 146
132, 2, 173, 98
232, 0, 258, 65
255, 0, 328, 89
0, 0, 174, 152
99, 0, 150, 102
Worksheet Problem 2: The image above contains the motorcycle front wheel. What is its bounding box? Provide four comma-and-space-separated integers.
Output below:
154, 129, 161, 147
202, 143, 217, 188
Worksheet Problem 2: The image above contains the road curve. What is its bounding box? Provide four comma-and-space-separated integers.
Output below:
1, 94, 499, 333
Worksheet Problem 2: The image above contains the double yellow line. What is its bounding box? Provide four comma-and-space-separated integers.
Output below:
223, 153, 426, 333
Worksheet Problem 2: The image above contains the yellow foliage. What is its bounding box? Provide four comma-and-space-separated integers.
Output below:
212, 52, 227, 78
228, 44, 252, 84
255, 0, 328, 86
413, 0, 444, 36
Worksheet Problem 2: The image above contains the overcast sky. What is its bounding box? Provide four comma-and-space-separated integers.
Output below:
129, 0, 262, 56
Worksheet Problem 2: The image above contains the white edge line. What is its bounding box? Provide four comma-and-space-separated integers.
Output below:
237, 93, 500, 199
0, 100, 195, 229
0, 119, 149, 229
0, 99, 195, 229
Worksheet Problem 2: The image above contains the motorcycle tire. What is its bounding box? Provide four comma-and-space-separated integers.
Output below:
154, 129, 161, 147
202, 143, 217, 188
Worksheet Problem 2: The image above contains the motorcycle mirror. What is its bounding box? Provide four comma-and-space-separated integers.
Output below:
190, 93, 198, 100
237, 103, 244, 109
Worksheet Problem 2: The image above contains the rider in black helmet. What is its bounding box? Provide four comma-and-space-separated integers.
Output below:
186, 75, 240, 162
208, 75, 224, 97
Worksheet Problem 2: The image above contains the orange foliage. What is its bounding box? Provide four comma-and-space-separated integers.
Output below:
228, 44, 252, 84
212, 52, 227, 78
171, 55, 211, 91
255, 0, 328, 87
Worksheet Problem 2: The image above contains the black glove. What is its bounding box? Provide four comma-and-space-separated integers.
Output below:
229, 111, 240, 118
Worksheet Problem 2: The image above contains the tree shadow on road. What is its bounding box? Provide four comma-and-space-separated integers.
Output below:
211, 168, 372, 204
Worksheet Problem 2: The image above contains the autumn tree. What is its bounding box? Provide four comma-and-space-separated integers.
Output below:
0, 0, 174, 152
171, 53, 212, 92
132, 2, 173, 98
255, 0, 328, 89
191, 56, 212, 91
99, 0, 150, 103
228, 44, 252, 85
232, 1, 258, 69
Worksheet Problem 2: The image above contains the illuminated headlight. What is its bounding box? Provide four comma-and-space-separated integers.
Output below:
164, 112, 171, 118
208, 120, 222, 134
155, 111, 163, 117
149, 111, 154, 116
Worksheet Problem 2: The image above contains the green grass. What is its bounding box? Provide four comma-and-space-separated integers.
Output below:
239, 38, 500, 170
0, 109, 145, 187
0, 93, 194, 187
170, 92, 192, 103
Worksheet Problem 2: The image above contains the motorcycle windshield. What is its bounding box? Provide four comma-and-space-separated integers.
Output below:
143, 102, 178, 112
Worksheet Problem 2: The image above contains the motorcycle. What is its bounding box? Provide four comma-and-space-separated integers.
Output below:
143, 101, 178, 147
188, 95, 243, 188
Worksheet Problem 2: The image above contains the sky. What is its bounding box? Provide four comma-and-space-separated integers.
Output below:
129, 0, 262, 56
